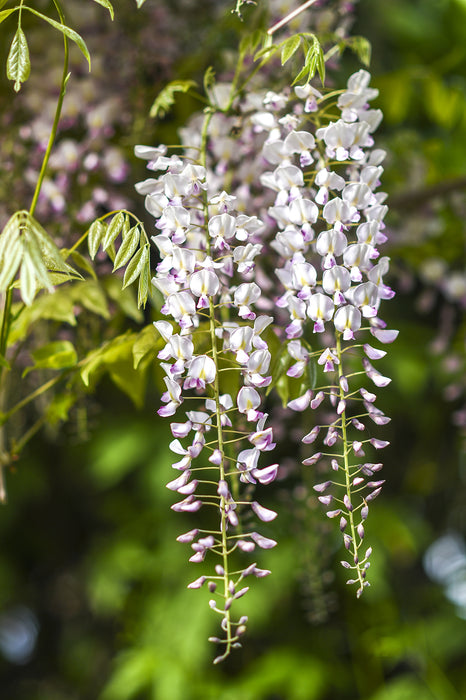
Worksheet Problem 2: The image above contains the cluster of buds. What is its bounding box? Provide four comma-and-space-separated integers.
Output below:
135, 133, 278, 662
257, 70, 398, 595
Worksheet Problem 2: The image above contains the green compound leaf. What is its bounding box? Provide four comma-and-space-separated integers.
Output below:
281, 35, 301, 65
24, 6, 91, 70
292, 36, 325, 86
26, 213, 82, 281
7, 27, 31, 92
80, 332, 149, 407
0, 211, 81, 304
29, 340, 78, 373
91, 0, 114, 20
149, 80, 197, 119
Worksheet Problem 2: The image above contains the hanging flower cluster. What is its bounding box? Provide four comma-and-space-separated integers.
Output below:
134, 35, 396, 655
258, 69, 397, 596
135, 131, 278, 662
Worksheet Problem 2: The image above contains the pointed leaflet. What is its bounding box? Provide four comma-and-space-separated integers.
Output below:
132, 325, 159, 369
88, 220, 106, 260
23, 228, 54, 293
19, 249, 37, 306
27, 213, 81, 279
73, 281, 110, 319
149, 80, 197, 119
23, 7, 91, 70
113, 225, 140, 271
137, 251, 150, 308
7, 27, 31, 92
0, 213, 22, 290
0, 212, 21, 260
0, 241, 22, 291
102, 212, 125, 251
281, 35, 301, 65
123, 246, 149, 290
26, 340, 77, 375
69, 250, 97, 280
0, 9, 18, 26
91, 0, 114, 20
345, 36, 371, 67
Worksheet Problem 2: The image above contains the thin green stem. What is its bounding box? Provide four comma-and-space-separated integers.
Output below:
200, 108, 234, 660
335, 333, 365, 595
30, 0, 69, 217
1, 372, 68, 424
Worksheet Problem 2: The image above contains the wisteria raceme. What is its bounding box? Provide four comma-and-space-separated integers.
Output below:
258, 69, 398, 596
135, 128, 278, 662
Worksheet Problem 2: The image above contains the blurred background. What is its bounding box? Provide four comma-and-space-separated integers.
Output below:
0, 0, 465, 698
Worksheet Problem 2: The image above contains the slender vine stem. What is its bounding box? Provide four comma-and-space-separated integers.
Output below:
30, 2, 69, 216
0, 0, 70, 501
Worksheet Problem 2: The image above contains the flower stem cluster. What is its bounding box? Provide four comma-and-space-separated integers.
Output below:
135, 110, 278, 661
259, 70, 398, 595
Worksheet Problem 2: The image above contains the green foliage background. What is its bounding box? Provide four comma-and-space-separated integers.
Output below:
0, 0, 465, 698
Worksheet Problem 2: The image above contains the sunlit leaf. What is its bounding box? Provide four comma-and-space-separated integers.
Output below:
0, 238, 22, 291
80, 332, 148, 407
0, 211, 21, 262
103, 212, 125, 251
23, 229, 53, 293
19, 249, 37, 306
9, 291, 78, 345
137, 252, 150, 308
123, 246, 149, 289
135, 0, 148, 6
69, 250, 97, 280
149, 80, 197, 119
113, 226, 140, 271
24, 6, 91, 70
281, 35, 301, 65
88, 220, 106, 260
7, 27, 31, 92
104, 277, 144, 323
345, 35, 371, 67
27, 213, 81, 280
0, 9, 18, 26
46, 392, 77, 426
132, 325, 159, 370
28, 340, 77, 373
91, 0, 114, 20
72, 281, 110, 319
